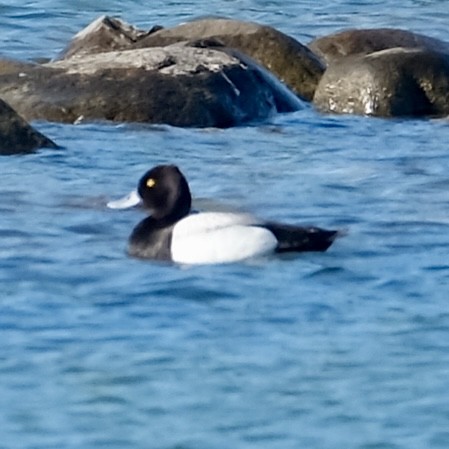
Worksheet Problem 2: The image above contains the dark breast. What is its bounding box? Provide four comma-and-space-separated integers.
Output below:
127, 217, 174, 260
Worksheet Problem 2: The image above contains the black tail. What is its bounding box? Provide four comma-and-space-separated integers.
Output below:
264, 222, 340, 253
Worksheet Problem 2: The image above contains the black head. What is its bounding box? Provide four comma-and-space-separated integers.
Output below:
137, 165, 192, 222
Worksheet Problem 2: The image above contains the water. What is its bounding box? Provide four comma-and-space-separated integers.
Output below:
2, 2, 449, 448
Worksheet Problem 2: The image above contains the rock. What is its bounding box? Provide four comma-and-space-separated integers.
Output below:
309, 28, 449, 65
311, 28, 449, 118
134, 18, 325, 101
313, 47, 449, 117
56, 15, 157, 60
59, 16, 324, 101
0, 98, 57, 155
0, 58, 36, 75
0, 44, 302, 127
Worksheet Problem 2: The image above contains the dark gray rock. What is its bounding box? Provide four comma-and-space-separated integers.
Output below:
59, 16, 324, 101
313, 47, 449, 117
0, 98, 57, 155
309, 28, 449, 66
0, 44, 302, 127
134, 18, 325, 101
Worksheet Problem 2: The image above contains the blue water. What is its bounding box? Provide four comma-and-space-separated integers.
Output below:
2, 2, 449, 449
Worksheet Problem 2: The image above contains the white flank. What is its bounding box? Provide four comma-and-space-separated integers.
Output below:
171, 212, 277, 265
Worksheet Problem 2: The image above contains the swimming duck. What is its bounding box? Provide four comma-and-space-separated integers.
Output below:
108, 164, 340, 264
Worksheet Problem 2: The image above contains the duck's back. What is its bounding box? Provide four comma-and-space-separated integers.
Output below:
264, 222, 339, 252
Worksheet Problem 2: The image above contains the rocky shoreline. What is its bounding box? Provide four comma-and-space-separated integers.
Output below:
2, 15, 449, 154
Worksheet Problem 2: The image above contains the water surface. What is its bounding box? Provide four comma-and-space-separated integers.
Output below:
2, 2, 449, 449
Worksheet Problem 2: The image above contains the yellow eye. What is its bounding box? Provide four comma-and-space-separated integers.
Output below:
147, 178, 156, 188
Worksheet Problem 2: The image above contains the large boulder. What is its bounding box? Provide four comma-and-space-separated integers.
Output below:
0, 43, 302, 127
59, 16, 324, 101
313, 47, 449, 117
309, 28, 449, 65
0, 98, 57, 155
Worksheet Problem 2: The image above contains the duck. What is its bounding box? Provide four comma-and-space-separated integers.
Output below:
107, 164, 341, 264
